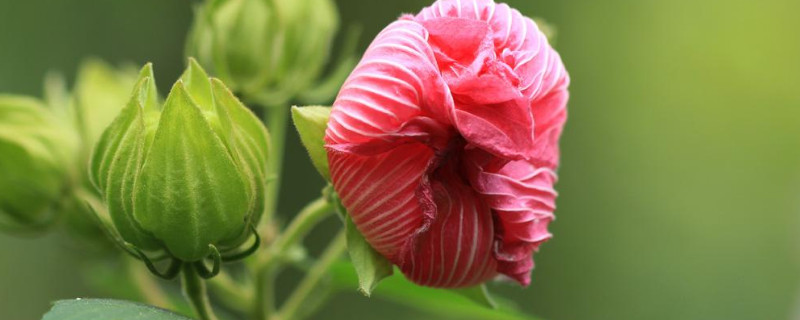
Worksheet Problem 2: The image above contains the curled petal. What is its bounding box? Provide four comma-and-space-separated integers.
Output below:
326, 19, 454, 147
466, 151, 557, 285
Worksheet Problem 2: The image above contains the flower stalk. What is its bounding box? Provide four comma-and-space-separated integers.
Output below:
274, 230, 346, 320
181, 264, 219, 320
252, 196, 334, 320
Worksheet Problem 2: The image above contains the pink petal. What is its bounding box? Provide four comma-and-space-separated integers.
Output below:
328, 142, 436, 259
326, 19, 454, 147
465, 150, 558, 285
399, 161, 497, 288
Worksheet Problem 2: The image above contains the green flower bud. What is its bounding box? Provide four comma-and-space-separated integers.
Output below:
90, 60, 269, 262
186, 0, 340, 103
71, 59, 140, 154
43, 60, 140, 245
0, 95, 79, 231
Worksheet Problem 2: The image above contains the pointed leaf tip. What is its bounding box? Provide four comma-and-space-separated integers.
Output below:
345, 214, 393, 296
179, 58, 214, 110
451, 284, 497, 309
291, 105, 332, 181
134, 63, 159, 111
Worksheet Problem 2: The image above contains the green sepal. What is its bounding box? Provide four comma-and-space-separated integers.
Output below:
329, 188, 394, 296
345, 215, 394, 296
180, 58, 214, 112
291, 106, 331, 181
89, 77, 161, 251
450, 284, 497, 309
211, 78, 270, 225
135, 63, 160, 112
133, 81, 250, 262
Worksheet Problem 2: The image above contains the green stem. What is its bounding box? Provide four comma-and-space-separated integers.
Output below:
181, 264, 219, 320
274, 230, 346, 320
208, 270, 253, 312
252, 267, 276, 320
256, 197, 333, 270
252, 197, 333, 320
264, 105, 289, 225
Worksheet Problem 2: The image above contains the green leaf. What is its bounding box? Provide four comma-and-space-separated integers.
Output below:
291, 106, 331, 181
450, 285, 496, 309
329, 262, 537, 320
42, 299, 190, 320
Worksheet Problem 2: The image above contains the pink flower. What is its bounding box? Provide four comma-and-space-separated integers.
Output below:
325, 0, 568, 288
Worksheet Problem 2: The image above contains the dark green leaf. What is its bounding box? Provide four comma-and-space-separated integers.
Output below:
291, 106, 331, 181
42, 299, 191, 320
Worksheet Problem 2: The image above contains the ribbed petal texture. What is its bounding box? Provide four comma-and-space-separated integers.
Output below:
326, 0, 569, 288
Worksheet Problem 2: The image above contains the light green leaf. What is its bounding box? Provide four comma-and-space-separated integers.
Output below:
291, 106, 331, 181
329, 262, 536, 320
450, 284, 496, 309
42, 299, 190, 320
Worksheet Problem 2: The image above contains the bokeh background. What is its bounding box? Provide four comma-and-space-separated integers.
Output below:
2, 0, 799, 319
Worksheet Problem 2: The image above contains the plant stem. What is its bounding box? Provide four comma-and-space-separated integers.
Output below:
274, 230, 346, 320
208, 270, 253, 312
181, 264, 219, 320
252, 267, 276, 320
248, 97, 289, 320
264, 105, 289, 225
252, 197, 333, 320
256, 197, 333, 270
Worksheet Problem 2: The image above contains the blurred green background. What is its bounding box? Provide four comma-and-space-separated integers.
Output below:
1, 0, 799, 319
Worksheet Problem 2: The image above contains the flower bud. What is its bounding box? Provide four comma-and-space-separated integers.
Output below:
90, 60, 269, 262
71, 59, 139, 154
186, 0, 339, 102
0, 95, 79, 230
326, 0, 569, 288
42, 60, 140, 244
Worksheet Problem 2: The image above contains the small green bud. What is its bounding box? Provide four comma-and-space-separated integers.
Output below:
186, 0, 340, 103
91, 60, 269, 262
43, 60, 140, 244
0, 95, 79, 230
71, 59, 140, 154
